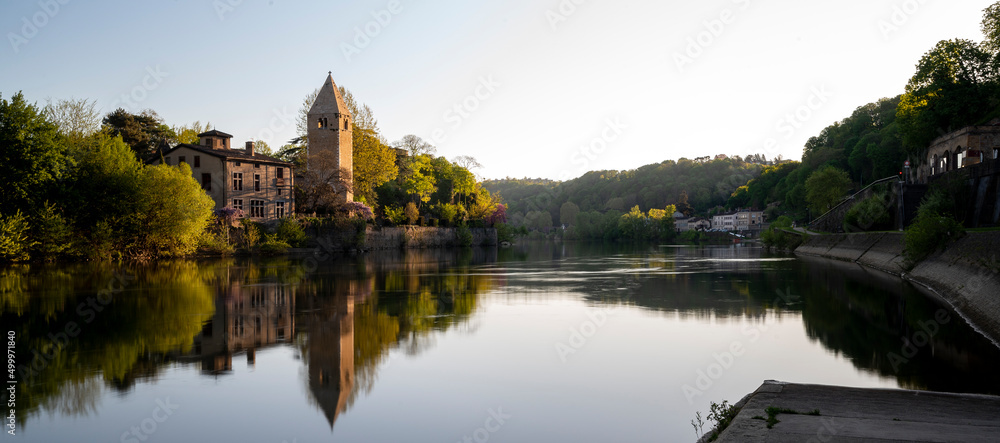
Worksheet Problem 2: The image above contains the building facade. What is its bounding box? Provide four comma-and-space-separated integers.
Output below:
712, 212, 736, 231
153, 130, 295, 221
736, 210, 765, 232
307, 73, 354, 202
919, 120, 1000, 183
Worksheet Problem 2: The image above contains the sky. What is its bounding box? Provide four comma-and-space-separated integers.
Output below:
0, 0, 994, 180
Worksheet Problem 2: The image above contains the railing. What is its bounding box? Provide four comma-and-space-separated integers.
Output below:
807, 175, 898, 231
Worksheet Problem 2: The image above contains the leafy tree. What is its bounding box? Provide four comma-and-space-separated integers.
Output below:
0, 211, 31, 262
805, 166, 852, 216
402, 154, 437, 205
675, 190, 694, 215
136, 163, 215, 257
101, 108, 172, 159
172, 121, 211, 145
0, 92, 68, 214
896, 39, 998, 155
352, 127, 398, 206
405, 202, 419, 225
560, 201, 580, 226
982, 1, 1000, 53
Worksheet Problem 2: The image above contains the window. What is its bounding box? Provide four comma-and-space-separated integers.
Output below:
276, 201, 285, 218
221, 139, 226, 148
317, 118, 323, 129
235, 161, 241, 166
233, 173, 243, 191
179, 156, 186, 164
250, 200, 264, 218
254, 163, 260, 169
276, 167, 284, 179
233, 199, 244, 211
254, 174, 261, 192
277, 189, 282, 196
344, 119, 348, 130
194, 156, 201, 167
201, 173, 212, 191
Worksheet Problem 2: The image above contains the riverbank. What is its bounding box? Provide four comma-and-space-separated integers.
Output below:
793, 231, 1000, 345
713, 380, 1000, 442
302, 225, 498, 253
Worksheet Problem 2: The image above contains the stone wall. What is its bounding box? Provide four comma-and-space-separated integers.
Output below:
794, 231, 1000, 345
307, 225, 498, 252
808, 177, 899, 233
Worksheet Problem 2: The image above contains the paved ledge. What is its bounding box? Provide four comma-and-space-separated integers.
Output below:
714, 381, 1000, 442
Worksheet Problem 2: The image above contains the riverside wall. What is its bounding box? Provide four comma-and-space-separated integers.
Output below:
794, 231, 1000, 345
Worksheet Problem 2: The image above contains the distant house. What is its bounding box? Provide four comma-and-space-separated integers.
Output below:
152, 130, 295, 221
712, 212, 736, 231
735, 210, 765, 232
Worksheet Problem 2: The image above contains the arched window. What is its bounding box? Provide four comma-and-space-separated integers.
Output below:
317, 118, 323, 129
344, 119, 349, 130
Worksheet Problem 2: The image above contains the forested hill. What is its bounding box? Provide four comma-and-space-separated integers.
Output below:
483, 157, 768, 228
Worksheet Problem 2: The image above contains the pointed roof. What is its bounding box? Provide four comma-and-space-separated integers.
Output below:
308, 72, 351, 118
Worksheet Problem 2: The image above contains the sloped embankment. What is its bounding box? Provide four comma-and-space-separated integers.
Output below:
794, 231, 1000, 345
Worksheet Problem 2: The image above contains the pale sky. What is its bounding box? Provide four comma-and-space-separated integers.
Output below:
1, 0, 992, 180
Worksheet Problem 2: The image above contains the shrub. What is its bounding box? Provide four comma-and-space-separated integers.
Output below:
457, 222, 473, 247
496, 223, 524, 244
32, 202, 75, 259
275, 217, 308, 247
384, 205, 406, 226
258, 234, 291, 255
0, 211, 31, 262
903, 189, 964, 264
198, 230, 234, 255
437, 203, 460, 227
844, 189, 891, 232
405, 202, 419, 225
240, 219, 262, 250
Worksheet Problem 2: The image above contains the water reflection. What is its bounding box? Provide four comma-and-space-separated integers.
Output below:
4, 243, 1000, 441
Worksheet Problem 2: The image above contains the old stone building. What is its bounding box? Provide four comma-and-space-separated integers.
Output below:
153, 130, 295, 221
918, 120, 1000, 183
308, 72, 354, 202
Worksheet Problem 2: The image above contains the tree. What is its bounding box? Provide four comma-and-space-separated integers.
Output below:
353, 127, 398, 206
44, 97, 100, 145
896, 39, 998, 155
172, 121, 211, 145
982, 1, 1000, 53
675, 190, 694, 215
404, 202, 419, 225
393, 134, 436, 157
805, 166, 851, 216
0, 92, 68, 214
402, 154, 437, 205
560, 202, 580, 226
136, 163, 215, 257
296, 88, 320, 146
102, 108, 171, 159
297, 150, 353, 213
454, 155, 483, 171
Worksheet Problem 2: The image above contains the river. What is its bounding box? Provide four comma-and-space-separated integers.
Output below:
5, 242, 1000, 442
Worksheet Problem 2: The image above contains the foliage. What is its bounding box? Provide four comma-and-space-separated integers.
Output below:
297, 151, 353, 214
101, 108, 171, 160
805, 166, 852, 216
0, 92, 68, 214
844, 186, 892, 232
31, 202, 74, 259
136, 163, 216, 257
560, 201, 580, 226
401, 154, 437, 204
703, 400, 740, 441
384, 205, 406, 225
240, 219, 262, 250
495, 223, 526, 244
352, 127, 398, 205
904, 189, 965, 263
404, 202, 419, 225
342, 201, 374, 221
44, 97, 100, 145
488, 204, 508, 226
275, 217, 308, 247
258, 234, 291, 255
0, 211, 32, 262
456, 222, 473, 247
984, 1, 1000, 53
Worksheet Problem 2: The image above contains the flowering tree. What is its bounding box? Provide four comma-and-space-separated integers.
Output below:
488, 204, 507, 226
342, 201, 374, 221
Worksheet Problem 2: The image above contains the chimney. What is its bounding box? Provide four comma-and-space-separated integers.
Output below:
246, 141, 254, 156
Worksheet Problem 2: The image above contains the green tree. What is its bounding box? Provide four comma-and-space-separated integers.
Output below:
353, 127, 398, 206
560, 201, 580, 227
805, 166, 852, 216
896, 39, 998, 155
101, 108, 171, 159
402, 154, 437, 205
0, 92, 68, 214
982, 1, 1000, 53
137, 163, 215, 257
172, 121, 211, 145
405, 202, 419, 225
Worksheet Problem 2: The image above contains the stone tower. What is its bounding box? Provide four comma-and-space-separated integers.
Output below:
307, 72, 353, 202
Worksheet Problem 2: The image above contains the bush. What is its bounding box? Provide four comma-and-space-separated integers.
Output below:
405, 202, 419, 225
275, 217, 308, 247
198, 229, 234, 255
258, 234, 291, 255
0, 211, 31, 262
384, 205, 406, 226
240, 219, 263, 250
496, 223, 524, 244
32, 202, 75, 259
904, 189, 964, 264
844, 189, 891, 232
457, 222, 473, 247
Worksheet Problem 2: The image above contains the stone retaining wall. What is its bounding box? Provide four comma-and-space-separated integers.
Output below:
794, 231, 1000, 345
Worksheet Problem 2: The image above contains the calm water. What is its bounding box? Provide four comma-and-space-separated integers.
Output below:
5, 242, 1000, 442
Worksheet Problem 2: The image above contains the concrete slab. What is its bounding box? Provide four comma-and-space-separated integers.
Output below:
713, 381, 1000, 442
